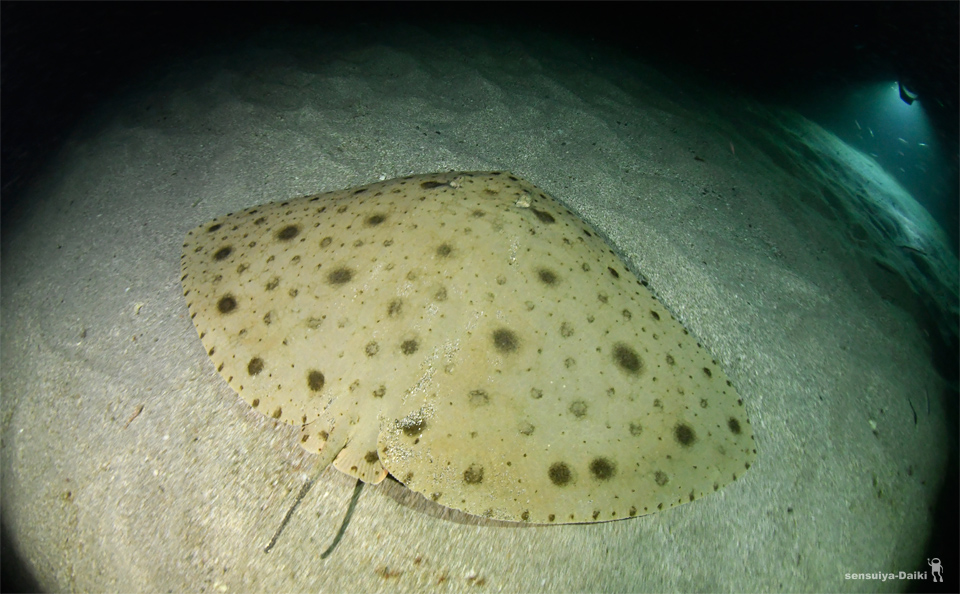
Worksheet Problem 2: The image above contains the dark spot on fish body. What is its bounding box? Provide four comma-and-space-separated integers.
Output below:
674, 423, 696, 446
468, 389, 490, 406
217, 295, 237, 314
463, 464, 484, 484
569, 400, 587, 418
492, 328, 519, 353
536, 268, 558, 285
589, 457, 615, 480
531, 208, 555, 223
307, 370, 325, 392
727, 417, 742, 434
613, 343, 641, 374
328, 267, 354, 285
400, 418, 425, 437
548, 462, 572, 486
276, 225, 300, 241
387, 299, 403, 318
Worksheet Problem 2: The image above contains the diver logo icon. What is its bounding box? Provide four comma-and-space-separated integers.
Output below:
927, 558, 943, 583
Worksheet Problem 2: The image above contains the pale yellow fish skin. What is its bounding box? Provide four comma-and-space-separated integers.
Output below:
180, 171, 756, 524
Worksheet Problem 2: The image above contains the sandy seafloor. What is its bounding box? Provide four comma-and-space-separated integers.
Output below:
2, 21, 957, 593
